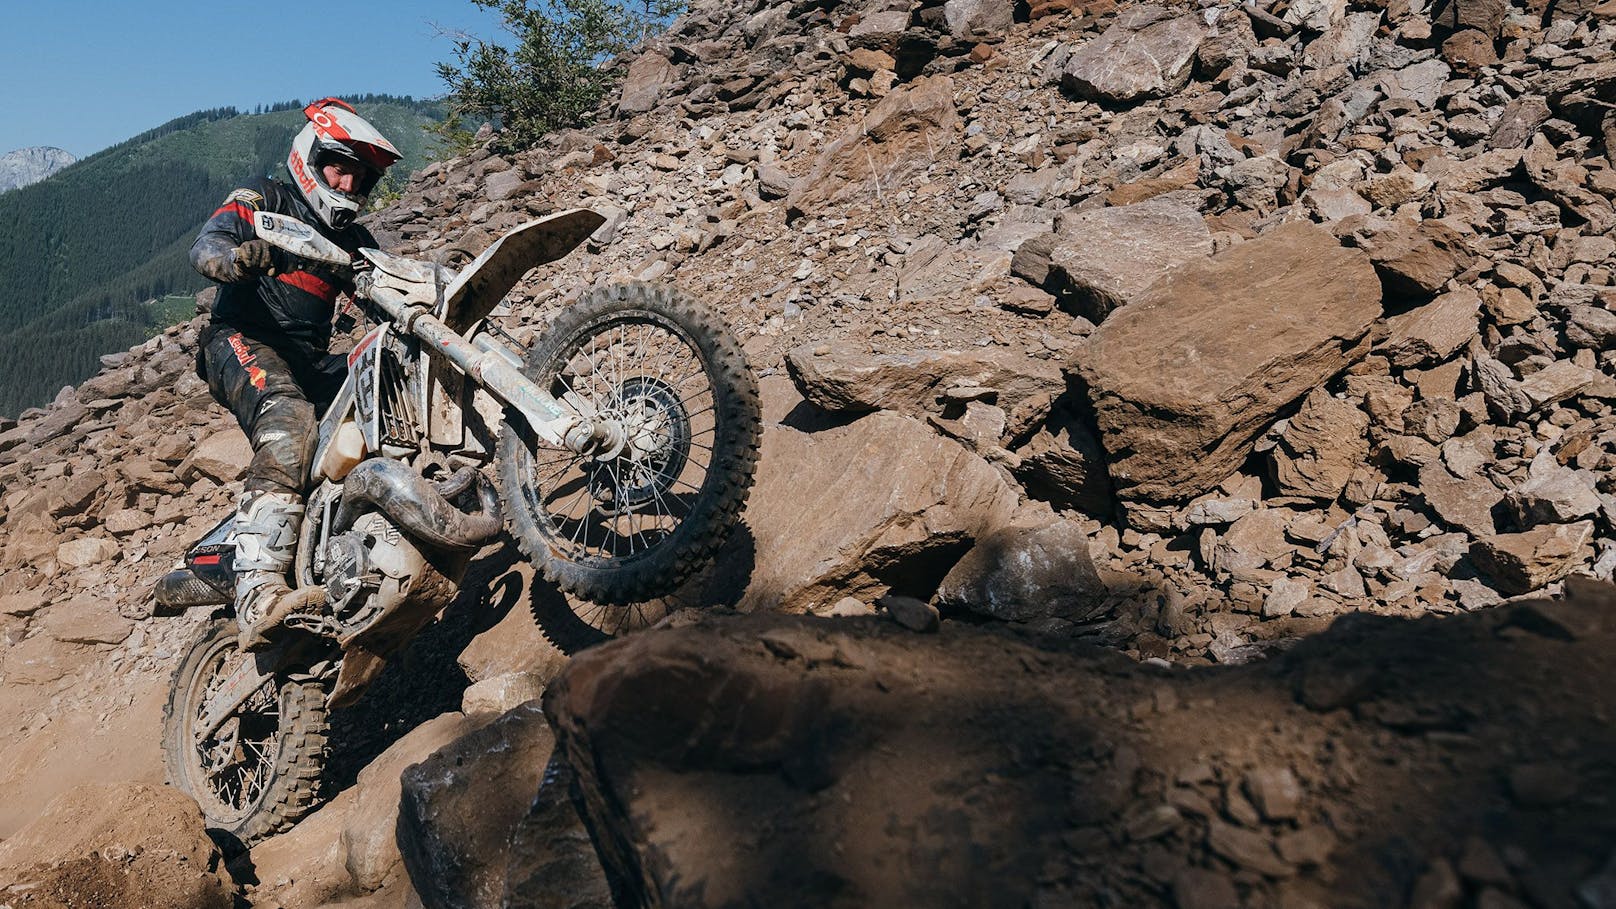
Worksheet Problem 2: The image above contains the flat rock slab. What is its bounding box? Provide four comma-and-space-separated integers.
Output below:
178, 428, 251, 485
1470, 521, 1595, 595
1040, 200, 1213, 322
784, 341, 1063, 426
617, 51, 676, 115
1419, 462, 1503, 538
1379, 288, 1481, 369
787, 75, 959, 220
1062, 6, 1207, 104
1506, 454, 1604, 528
1350, 219, 1474, 301
1075, 222, 1383, 505
39, 597, 133, 646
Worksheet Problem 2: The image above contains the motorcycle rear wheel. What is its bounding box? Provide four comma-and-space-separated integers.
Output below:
497, 281, 761, 631
162, 616, 329, 847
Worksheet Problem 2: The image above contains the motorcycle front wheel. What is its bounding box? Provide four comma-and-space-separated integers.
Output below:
162, 616, 329, 846
497, 281, 761, 634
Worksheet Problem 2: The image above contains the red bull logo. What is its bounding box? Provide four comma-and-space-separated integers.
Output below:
290, 149, 317, 193
227, 334, 268, 390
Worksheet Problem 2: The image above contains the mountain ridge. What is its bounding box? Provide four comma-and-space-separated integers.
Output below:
0, 146, 75, 194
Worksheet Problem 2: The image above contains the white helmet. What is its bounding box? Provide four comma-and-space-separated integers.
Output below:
287, 98, 402, 230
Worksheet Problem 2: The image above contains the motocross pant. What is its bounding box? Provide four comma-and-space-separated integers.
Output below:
200, 323, 344, 497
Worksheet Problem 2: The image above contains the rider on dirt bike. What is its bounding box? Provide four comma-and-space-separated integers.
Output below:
190, 97, 402, 651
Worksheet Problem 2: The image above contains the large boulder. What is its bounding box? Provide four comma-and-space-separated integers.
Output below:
543, 587, 1616, 908
398, 701, 573, 909
340, 713, 492, 893
1061, 6, 1207, 104
1074, 223, 1383, 506
502, 756, 614, 909
696, 408, 1019, 613
0, 783, 234, 909
935, 518, 1108, 622
617, 50, 676, 115
787, 76, 959, 220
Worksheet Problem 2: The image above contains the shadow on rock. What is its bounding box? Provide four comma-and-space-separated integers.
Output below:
322, 539, 524, 793
536, 579, 1616, 908
525, 521, 760, 656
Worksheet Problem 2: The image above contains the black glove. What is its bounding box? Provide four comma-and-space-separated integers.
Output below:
233, 239, 277, 277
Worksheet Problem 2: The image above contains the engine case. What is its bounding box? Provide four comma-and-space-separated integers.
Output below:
322, 511, 459, 648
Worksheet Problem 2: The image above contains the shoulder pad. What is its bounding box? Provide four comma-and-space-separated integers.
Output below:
225, 187, 265, 209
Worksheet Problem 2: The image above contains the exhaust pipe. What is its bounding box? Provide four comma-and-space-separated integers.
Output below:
333, 461, 503, 553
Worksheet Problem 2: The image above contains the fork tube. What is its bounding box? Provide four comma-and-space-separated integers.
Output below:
362, 282, 578, 446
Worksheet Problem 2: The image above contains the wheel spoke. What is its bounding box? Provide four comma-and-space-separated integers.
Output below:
503, 300, 751, 639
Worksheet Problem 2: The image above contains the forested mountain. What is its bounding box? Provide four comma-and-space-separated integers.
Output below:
0, 96, 444, 416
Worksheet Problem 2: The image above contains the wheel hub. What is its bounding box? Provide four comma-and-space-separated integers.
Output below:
585, 376, 691, 515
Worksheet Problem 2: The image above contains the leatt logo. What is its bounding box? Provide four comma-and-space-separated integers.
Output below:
290, 150, 317, 194
227, 333, 268, 390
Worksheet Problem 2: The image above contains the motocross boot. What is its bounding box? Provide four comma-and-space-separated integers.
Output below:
232, 490, 305, 652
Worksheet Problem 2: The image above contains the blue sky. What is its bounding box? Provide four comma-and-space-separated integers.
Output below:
0, 1, 509, 157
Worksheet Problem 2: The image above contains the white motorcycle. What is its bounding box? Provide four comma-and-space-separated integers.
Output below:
155, 208, 760, 843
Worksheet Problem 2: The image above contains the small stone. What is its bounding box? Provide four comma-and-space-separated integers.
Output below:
1244, 766, 1303, 820
878, 595, 940, 633
1205, 819, 1294, 877
1124, 803, 1182, 841
1457, 836, 1512, 886
1410, 859, 1463, 909
1441, 29, 1499, 73
1275, 825, 1336, 866
1508, 762, 1577, 807
1264, 578, 1310, 619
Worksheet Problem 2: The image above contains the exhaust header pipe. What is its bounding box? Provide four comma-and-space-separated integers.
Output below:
334, 461, 502, 553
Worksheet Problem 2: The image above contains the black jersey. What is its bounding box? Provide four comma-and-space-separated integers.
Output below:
190, 176, 376, 362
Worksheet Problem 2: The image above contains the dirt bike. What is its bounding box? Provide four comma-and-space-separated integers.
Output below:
153, 208, 760, 844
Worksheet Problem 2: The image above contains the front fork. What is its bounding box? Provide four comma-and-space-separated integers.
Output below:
360, 278, 624, 457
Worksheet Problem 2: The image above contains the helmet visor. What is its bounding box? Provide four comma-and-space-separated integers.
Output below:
311, 141, 383, 199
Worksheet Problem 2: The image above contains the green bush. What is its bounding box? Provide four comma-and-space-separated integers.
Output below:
438, 0, 683, 151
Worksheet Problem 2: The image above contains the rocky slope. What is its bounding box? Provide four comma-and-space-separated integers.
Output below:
1, 0, 1615, 903
0, 146, 74, 193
